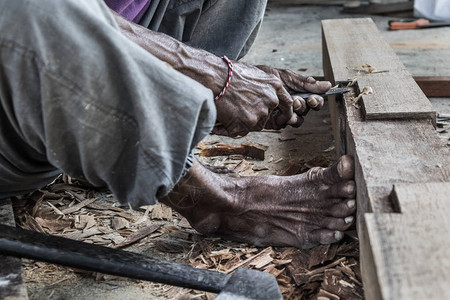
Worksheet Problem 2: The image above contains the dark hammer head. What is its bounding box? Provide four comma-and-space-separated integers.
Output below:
215, 268, 282, 300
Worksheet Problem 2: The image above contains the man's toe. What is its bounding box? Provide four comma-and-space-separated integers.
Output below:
306, 229, 344, 247
320, 216, 354, 231
307, 155, 354, 185
337, 155, 354, 180
329, 199, 356, 218
322, 180, 356, 199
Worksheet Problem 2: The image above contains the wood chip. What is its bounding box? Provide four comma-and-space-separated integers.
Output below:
273, 158, 284, 164
199, 143, 268, 160
316, 288, 340, 300
20, 213, 47, 233
46, 201, 64, 216
233, 160, 255, 176
264, 265, 285, 278
60, 197, 98, 214
225, 247, 273, 274
252, 165, 269, 171
279, 136, 296, 142
114, 224, 161, 248
177, 218, 192, 229
35, 217, 73, 232
308, 244, 339, 269
111, 217, 130, 230
151, 203, 173, 221
62, 227, 102, 241
249, 251, 273, 269
323, 145, 335, 153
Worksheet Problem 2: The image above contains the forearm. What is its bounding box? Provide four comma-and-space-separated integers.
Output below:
112, 11, 227, 96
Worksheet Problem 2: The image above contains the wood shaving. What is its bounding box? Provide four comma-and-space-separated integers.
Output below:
352, 86, 374, 109
12, 147, 362, 300
354, 63, 389, 74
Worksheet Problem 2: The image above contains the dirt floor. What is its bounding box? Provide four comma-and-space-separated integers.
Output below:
9, 2, 450, 300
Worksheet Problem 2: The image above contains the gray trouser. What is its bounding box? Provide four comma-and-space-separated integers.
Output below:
139, 0, 267, 59
0, 0, 216, 207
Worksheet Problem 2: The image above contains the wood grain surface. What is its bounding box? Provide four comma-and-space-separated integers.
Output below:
365, 182, 450, 300
322, 17, 450, 300
322, 18, 435, 121
414, 76, 450, 97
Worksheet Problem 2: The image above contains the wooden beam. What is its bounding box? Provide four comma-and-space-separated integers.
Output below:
342, 2, 413, 14
322, 18, 450, 300
0, 199, 29, 300
322, 18, 435, 122
365, 182, 450, 299
414, 76, 450, 97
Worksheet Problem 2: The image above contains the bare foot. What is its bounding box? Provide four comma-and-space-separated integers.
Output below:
160, 156, 355, 249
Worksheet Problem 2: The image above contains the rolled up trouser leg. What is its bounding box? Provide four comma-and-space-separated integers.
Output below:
155, 0, 268, 60
0, 0, 216, 206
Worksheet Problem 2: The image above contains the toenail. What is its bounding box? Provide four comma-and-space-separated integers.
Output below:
334, 231, 343, 240
347, 200, 355, 208
345, 216, 354, 224
345, 182, 355, 194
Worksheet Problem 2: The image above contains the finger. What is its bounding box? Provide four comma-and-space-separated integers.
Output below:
307, 95, 324, 111
288, 115, 304, 128
280, 71, 310, 92
304, 80, 332, 94
292, 96, 307, 113
264, 108, 280, 130
275, 86, 296, 127
293, 95, 309, 120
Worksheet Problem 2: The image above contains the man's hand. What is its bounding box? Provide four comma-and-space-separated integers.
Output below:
212, 61, 284, 136
113, 12, 331, 136
213, 63, 332, 136
256, 65, 332, 130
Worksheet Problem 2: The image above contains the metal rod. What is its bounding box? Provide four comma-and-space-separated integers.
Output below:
0, 224, 229, 293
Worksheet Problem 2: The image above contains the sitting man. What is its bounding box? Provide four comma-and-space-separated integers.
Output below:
0, 0, 355, 249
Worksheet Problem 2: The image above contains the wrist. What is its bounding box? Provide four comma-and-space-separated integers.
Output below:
213, 56, 233, 101
175, 52, 230, 97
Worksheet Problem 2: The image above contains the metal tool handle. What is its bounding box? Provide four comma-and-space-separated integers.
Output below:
388, 18, 430, 30
293, 87, 350, 100
0, 224, 229, 293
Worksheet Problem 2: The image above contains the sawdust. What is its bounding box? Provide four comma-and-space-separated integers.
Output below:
12, 133, 362, 300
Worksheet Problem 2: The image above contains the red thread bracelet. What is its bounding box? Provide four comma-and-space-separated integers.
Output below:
214, 56, 233, 101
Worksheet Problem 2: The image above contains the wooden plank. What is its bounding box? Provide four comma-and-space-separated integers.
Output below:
365, 182, 450, 300
321, 18, 435, 121
342, 80, 450, 300
322, 18, 450, 300
0, 199, 29, 299
342, 90, 449, 214
414, 76, 450, 97
342, 2, 413, 14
